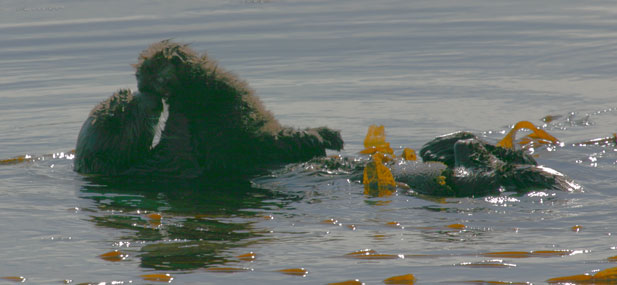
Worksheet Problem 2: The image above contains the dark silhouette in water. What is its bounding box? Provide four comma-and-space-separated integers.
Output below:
390, 131, 580, 197
74, 40, 343, 178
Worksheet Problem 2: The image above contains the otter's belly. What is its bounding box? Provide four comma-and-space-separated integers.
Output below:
390, 160, 501, 197
390, 160, 452, 196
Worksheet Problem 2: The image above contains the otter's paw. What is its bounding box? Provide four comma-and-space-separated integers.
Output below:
316, 127, 344, 151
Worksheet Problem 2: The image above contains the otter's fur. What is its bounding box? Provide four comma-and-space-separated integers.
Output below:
74, 90, 163, 175
74, 40, 343, 178
390, 131, 579, 197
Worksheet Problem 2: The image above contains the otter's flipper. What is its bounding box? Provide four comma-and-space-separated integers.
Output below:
74, 90, 163, 175
271, 127, 343, 160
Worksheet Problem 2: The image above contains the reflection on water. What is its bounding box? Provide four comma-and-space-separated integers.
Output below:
80, 176, 301, 270
2, 0, 617, 283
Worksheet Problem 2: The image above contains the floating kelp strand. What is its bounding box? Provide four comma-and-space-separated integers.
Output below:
147, 213, 162, 220
277, 268, 308, 277
547, 266, 617, 283
0, 149, 75, 165
236, 252, 256, 261
146, 213, 163, 228
481, 250, 573, 258
140, 273, 173, 282
383, 273, 416, 284
321, 218, 342, 226
0, 276, 26, 283
99, 250, 129, 262
446, 223, 466, 230
386, 221, 402, 228
497, 121, 559, 149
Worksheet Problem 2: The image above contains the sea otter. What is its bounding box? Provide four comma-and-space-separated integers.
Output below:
74, 40, 343, 178
390, 131, 580, 197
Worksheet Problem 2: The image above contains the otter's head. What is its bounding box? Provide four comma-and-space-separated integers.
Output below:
134, 40, 198, 99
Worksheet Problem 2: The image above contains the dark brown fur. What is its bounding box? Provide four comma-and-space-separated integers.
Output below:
75, 40, 343, 178
74, 89, 162, 175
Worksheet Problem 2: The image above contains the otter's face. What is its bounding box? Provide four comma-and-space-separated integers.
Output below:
136, 56, 182, 99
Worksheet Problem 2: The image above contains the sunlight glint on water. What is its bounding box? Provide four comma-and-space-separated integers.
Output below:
1, 0, 617, 284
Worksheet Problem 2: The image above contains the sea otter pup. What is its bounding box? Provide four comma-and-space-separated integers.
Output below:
390, 132, 580, 197
74, 40, 343, 177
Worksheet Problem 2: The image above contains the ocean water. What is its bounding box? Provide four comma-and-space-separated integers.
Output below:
1, 0, 617, 284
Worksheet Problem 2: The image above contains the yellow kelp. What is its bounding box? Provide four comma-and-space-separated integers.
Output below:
482, 250, 572, 258
140, 273, 173, 282
361, 125, 417, 197
547, 266, 617, 283
277, 268, 308, 276
99, 250, 128, 262
363, 153, 396, 196
1, 276, 26, 282
236, 252, 256, 261
0, 150, 75, 165
360, 125, 393, 155
497, 121, 558, 149
383, 273, 416, 284
401, 147, 417, 161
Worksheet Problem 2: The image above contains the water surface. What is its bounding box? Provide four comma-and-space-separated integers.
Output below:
2, 0, 617, 284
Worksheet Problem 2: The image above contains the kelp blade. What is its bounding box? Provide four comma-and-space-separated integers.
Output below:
361, 125, 393, 154
497, 121, 558, 149
363, 154, 396, 197
383, 274, 416, 284
402, 148, 417, 160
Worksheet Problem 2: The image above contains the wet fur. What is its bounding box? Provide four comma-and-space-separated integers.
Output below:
74, 90, 162, 175
75, 40, 343, 177
413, 132, 577, 196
